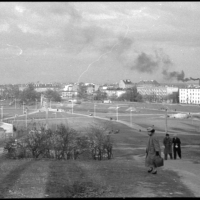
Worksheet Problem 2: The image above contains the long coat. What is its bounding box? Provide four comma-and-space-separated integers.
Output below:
145, 133, 161, 168
163, 137, 172, 154
172, 137, 181, 150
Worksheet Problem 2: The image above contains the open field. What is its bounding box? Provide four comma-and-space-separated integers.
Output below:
0, 120, 199, 197
1, 100, 200, 135
0, 101, 200, 197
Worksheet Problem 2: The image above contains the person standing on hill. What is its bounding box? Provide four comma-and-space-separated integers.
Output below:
172, 134, 181, 159
163, 133, 173, 160
145, 127, 161, 175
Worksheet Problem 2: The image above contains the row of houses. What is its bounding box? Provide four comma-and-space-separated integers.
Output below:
60, 79, 179, 100
1, 80, 200, 105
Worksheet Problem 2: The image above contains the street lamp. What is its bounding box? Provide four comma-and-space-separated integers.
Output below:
130, 108, 133, 126
165, 108, 168, 133
45, 107, 48, 130
23, 101, 25, 114
25, 108, 28, 129
15, 98, 16, 109
116, 105, 119, 121
1, 105, 3, 122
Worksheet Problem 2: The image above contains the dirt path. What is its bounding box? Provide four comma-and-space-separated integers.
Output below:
163, 159, 200, 197
133, 153, 200, 197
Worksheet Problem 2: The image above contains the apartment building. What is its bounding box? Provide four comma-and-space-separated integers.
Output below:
119, 79, 135, 89
179, 87, 200, 104
105, 89, 126, 98
137, 86, 167, 96
61, 84, 78, 99
137, 86, 178, 100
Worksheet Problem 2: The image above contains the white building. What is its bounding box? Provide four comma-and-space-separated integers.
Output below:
137, 86, 178, 100
179, 88, 200, 104
105, 89, 126, 98
166, 87, 179, 94
63, 84, 73, 91
137, 86, 167, 96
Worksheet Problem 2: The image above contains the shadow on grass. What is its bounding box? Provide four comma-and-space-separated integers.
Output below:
45, 160, 103, 198
0, 159, 34, 198
45, 161, 72, 198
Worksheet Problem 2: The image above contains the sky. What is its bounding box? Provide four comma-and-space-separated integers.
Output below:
0, 1, 200, 84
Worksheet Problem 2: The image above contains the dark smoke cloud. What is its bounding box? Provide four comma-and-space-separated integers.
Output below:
155, 49, 190, 82
162, 69, 190, 82
127, 49, 174, 75
127, 47, 191, 83
190, 77, 200, 81
130, 52, 159, 73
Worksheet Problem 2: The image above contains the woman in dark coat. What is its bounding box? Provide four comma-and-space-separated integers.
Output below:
163, 133, 173, 160
145, 127, 161, 174
172, 134, 181, 159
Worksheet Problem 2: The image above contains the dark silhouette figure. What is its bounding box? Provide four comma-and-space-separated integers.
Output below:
163, 133, 173, 160
172, 134, 181, 159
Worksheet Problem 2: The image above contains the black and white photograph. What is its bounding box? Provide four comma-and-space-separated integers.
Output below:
0, 1, 199, 198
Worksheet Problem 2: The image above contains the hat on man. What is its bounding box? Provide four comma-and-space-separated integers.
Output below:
166, 133, 169, 136
147, 127, 155, 132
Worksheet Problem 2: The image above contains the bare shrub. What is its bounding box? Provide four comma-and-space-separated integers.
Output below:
24, 127, 49, 158
48, 124, 78, 160
4, 122, 114, 161
87, 122, 114, 160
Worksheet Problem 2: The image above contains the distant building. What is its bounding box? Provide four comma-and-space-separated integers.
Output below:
61, 84, 78, 99
137, 80, 160, 87
119, 79, 135, 89
33, 83, 60, 92
179, 87, 200, 104
18, 84, 28, 91
137, 86, 167, 97
166, 87, 179, 94
137, 85, 178, 101
105, 89, 126, 98
86, 85, 95, 94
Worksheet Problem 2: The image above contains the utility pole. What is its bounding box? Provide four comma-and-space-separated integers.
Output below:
94, 104, 96, 117
25, 108, 28, 129
130, 108, 132, 126
165, 109, 168, 133
23, 102, 25, 114
72, 101, 73, 114
1, 106, 3, 122
15, 98, 16, 109
45, 107, 48, 130
116, 105, 119, 121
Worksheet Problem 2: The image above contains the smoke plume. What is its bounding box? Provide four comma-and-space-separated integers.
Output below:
162, 69, 190, 82
190, 77, 200, 81
130, 52, 160, 73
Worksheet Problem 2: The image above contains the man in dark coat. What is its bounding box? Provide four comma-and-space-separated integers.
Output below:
163, 133, 173, 160
172, 134, 181, 159
145, 127, 161, 175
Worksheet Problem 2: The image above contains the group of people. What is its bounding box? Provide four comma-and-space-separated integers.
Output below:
163, 133, 181, 160
145, 126, 181, 175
